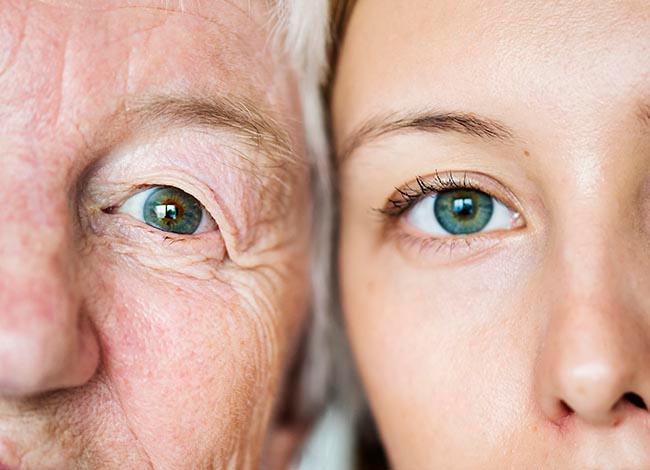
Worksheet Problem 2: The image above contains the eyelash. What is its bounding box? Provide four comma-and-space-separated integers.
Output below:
379, 170, 481, 217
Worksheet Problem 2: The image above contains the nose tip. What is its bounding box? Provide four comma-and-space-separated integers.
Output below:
555, 361, 646, 425
0, 283, 100, 396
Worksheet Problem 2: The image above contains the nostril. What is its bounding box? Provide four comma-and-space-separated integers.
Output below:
559, 400, 574, 415
623, 392, 647, 410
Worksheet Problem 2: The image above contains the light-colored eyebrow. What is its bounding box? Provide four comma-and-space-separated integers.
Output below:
124, 94, 296, 164
339, 110, 515, 163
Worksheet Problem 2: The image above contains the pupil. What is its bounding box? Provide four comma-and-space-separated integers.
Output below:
452, 197, 474, 218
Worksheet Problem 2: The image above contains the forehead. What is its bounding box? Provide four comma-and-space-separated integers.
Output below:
0, 0, 298, 151
2, 0, 275, 88
333, 0, 649, 137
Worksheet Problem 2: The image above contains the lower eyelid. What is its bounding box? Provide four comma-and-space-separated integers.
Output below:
89, 211, 228, 259
390, 229, 504, 263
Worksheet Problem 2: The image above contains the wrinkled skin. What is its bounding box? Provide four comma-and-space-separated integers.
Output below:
333, 0, 650, 468
0, 1, 310, 468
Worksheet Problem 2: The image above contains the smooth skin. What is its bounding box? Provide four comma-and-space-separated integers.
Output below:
333, 0, 650, 468
0, 1, 310, 468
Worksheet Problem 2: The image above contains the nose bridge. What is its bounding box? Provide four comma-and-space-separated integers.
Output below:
0, 217, 75, 325
0, 164, 73, 284
0, 170, 99, 396
536, 219, 650, 425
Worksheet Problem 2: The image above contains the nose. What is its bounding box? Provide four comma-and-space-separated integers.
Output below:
0, 225, 100, 396
536, 242, 650, 427
540, 322, 648, 426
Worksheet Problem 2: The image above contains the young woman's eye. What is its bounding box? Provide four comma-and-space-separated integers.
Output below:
117, 186, 217, 235
406, 188, 519, 236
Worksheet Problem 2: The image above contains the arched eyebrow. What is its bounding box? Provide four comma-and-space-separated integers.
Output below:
124, 94, 296, 165
338, 110, 515, 163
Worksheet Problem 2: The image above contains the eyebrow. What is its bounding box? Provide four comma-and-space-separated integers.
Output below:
124, 94, 296, 164
339, 110, 515, 163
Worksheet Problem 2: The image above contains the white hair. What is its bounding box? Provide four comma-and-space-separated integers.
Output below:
272, 0, 335, 411
271, 2, 366, 467
272, 0, 363, 419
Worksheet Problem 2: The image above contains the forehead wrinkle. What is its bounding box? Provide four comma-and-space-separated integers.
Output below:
30, 1, 276, 46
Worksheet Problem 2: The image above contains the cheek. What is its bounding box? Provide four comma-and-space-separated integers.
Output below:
340, 235, 541, 464
85, 250, 293, 462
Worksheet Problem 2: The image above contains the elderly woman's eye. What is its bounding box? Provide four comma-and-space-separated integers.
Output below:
406, 188, 519, 236
118, 186, 217, 235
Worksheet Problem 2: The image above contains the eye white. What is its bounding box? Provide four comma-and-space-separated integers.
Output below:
118, 186, 216, 234
405, 192, 517, 236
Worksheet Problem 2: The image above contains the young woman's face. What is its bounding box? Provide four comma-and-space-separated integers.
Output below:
332, 1, 650, 467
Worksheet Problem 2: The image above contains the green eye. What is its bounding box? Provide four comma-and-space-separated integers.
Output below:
117, 185, 217, 235
142, 186, 203, 234
433, 189, 494, 235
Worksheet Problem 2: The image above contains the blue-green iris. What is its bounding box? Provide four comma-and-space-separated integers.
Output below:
434, 189, 494, 235
143, 186, 202, 234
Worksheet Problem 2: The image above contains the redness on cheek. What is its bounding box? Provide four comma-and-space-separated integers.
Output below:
100, 309, 150, 359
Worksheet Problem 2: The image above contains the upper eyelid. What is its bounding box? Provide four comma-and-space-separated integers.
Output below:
103, 182, 209, 214
380, 171, 521, 217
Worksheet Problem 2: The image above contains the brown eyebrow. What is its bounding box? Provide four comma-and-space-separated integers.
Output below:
124, 94, 297, 165
338, 110, 515, 163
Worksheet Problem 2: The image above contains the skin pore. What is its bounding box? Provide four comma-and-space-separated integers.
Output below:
0, 0, 309, 468
332, 0, 650, 468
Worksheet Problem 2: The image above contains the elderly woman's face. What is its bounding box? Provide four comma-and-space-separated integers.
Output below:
0, 1, 310, 468
333, 0, 650, 467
